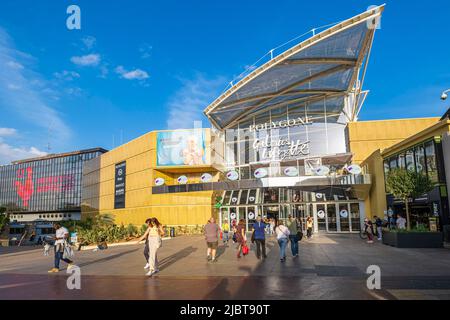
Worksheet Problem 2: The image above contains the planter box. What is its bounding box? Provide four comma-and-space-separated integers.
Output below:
382, 230, 443, 248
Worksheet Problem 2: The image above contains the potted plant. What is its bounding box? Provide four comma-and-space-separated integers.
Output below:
383, 169, 443, 248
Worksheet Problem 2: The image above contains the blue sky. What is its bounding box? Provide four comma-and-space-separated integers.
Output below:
0, 0, 449, 164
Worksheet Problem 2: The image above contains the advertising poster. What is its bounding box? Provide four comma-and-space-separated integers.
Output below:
114, 161, 126, 209
157, 129, 206, 166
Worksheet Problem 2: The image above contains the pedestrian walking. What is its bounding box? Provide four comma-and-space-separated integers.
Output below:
205, 217, 220, 262
287, 215, 299, 258
269, 218, 275, 235
139, 217, 164, 276
374, 215, 383, 240
252, 216, 267, 260
275, 220, 290, 262
234, 219, 247, 259
48, 223, 74, 273
139, 218, 152, 270
306, 216, 313, 239
221, 218, 230, 246
364, 218, 374, 244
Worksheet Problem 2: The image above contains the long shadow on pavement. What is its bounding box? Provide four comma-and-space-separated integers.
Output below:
76, 248, 140, 269
158, 246, 197, 271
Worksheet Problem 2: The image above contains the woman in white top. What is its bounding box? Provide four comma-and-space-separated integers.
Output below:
139, 217, 165, 277
275, 220, 290, 262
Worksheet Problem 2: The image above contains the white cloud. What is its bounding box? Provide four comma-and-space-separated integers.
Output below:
81, 36, 96, 50
0, 26, 71, 149
71, 53, 101, 66
165, 74, 226, 130
53, 70, 80, 81
0, 128, 17, 136
115, 65, 149, 80
7, 61, 23, 70
0, 137, 47, 165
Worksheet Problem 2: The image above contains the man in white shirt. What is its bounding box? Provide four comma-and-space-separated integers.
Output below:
396, 215, 407, 230
48, 223, 74, 273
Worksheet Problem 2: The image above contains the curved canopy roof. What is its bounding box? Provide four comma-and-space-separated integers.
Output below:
204, 5, 384, 130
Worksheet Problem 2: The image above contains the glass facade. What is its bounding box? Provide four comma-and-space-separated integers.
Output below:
383, 139, 440, 183
223, 97, 350, 178
0, 149, 105, 214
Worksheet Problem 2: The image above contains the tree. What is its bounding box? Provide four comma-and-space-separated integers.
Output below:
385, 168, 435, 230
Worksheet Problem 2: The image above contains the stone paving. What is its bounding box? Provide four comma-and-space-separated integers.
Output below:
1, 234, 450, 299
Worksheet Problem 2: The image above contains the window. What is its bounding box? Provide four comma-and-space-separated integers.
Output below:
398, 153, 406, 169
414, 145, 425, 174
389, 156, 398, 170
405, 150, 415, 171
425, 140, 438, 182
383, 160, 390, 176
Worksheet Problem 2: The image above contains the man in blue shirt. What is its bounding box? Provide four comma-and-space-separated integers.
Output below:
253, 216, 267, 259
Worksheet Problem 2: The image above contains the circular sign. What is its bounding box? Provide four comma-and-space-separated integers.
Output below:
315, 193, 323, 199
284, 166, 299, 177
347, 164, 362, 175
226, 170, 239, 181
248, 212, 255, 220
254, 168, 268, 179
249, 196, 255, 202
154, 178, 165, 186
201, 173, 212, 183
177, 175, 188, 184
231, 197, 238, 203
340, 210, 348, 218
314, 166, 330, 176
230, 212, 237, 220
317, 210, 325, 219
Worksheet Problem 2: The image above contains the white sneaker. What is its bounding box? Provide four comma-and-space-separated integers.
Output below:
146, 270, 155, 277
144, 263, 150, 269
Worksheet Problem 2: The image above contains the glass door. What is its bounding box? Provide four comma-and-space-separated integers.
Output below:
339, 203, 350, 232
316, 204, 327, 232
229, 207, 239, 226
327, 204, 337, 232
350, 203, 361, 232
247, 206, 257, 231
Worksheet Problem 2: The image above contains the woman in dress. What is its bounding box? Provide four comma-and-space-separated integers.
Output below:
234, 219, 247, 258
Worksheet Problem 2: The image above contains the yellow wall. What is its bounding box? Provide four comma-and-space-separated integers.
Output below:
347, 117, 439, 164
82, 129, 218, 227
347, 117, 440, 219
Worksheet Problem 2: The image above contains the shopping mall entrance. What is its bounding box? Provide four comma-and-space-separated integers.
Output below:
219, 201, 363, 233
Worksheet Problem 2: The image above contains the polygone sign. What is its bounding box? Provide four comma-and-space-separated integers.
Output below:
249, 116, 313, 132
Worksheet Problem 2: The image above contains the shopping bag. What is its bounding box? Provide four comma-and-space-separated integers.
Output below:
242, 242, 249, 256
63, 244, 74, 260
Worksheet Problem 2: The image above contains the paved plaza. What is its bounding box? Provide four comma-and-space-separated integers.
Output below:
1, 234, 450, 300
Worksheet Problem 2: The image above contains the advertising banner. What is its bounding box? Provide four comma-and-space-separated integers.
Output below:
114, 161, 126, 209
157, 129, 207, 166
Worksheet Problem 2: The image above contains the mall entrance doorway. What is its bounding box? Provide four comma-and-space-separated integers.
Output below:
219, 202, 363, 233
